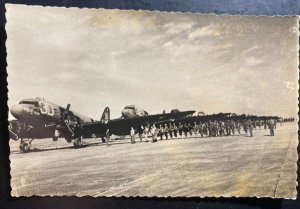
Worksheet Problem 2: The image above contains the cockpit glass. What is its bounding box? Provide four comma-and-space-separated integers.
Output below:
125, 106, 135, 110
19, 100, 39, 107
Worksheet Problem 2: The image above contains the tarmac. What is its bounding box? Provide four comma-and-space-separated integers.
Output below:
9, 123, 298, 198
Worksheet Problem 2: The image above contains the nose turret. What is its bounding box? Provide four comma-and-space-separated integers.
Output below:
10, 104, 23, 119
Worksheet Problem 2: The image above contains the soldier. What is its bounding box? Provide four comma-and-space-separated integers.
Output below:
183, 123, 189, 138
225, 120, 230, 136
210, 121, 216, 137
198, 121, 204, 138
144, 125, 149, 142
219, 121, 225, 136
264, 121, 267, 129
164, 123, 169, 139
203, 122, 209, 137
173, 123, 178, 138
154, 125, 159, 142
210, 121, 213, 136
105, 128, 110, 146
253, 120, 256, 130
138, 125, 144, 142
269, 119, 275, 136
248, 120, 253, 137
243, 121, 248, 134
230, 120, 235, 135
188, 123, 193, 137
193, 122, 199, 136
130, 127, 135, 144
178, 122, 183, 138
236, 121, 241, 135
159, 124, 164, 140
150, 124, 157, 142
169, 123, 174, 139
213, 121, 218, 137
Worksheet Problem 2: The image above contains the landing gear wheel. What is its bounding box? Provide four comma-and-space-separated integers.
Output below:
66, 138, 72, 143
101, 137, 106, 143
73, 137, 83, 148
19, 142, 30, 153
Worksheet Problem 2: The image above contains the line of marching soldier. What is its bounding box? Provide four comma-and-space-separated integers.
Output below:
127, 119, 278, 143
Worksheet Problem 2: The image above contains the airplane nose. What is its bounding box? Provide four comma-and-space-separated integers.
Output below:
10, 105, 23, 119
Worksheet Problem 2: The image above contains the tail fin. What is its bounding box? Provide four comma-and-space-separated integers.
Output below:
100, 107, 110, 124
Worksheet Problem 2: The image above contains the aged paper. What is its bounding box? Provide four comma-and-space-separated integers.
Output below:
6, 4, 298, 198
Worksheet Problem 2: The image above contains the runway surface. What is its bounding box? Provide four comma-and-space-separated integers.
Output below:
10, 123, 298, 198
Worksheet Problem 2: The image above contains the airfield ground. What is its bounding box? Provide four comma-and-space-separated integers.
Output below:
9, 123, 298, 198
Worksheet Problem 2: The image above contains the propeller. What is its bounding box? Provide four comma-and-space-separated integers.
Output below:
60, 104, 74, 136
8, 121, 18, 141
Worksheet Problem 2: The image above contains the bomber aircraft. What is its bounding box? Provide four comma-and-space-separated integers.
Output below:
82, 106, 195, 141
176, 112, 280, 124
9, 97, 195, 152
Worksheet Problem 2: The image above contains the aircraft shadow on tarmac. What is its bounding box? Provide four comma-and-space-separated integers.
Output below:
11, 145, 82, 154
11, 133, 260, 154
11, 140, 141, 154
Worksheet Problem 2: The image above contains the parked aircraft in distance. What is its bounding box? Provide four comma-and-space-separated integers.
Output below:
177, 112, 280, 124
82, 108, 195, 141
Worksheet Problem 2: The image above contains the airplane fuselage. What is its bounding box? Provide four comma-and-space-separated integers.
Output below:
11, 98, 93, 125
9, 98, 94, 140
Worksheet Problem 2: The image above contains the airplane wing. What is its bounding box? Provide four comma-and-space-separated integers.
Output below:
176, 113, 232, 124
82, 110, 195, 137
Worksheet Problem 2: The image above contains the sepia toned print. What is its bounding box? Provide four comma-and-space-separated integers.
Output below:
6, 4, 298, 198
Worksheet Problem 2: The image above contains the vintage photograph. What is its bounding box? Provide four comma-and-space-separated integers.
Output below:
6, 4, 298, 198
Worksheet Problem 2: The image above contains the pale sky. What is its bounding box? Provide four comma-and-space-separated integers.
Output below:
6, 4, 299, 120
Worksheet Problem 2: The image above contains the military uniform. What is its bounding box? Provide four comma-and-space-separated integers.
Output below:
164, 124, 169, 139
219, 121, 225, 136
203, 122, 208, 136
198, 122, 204, 137
269, 119, 275, 136
236, 121, 241, 134
243, 121, 248, 133
248, 121, 253, 137
144, 125, 149, 141
159, 125, 164, 140
105, 129, 110, 146
230, 121, 235, 135
208, 121, 213, 137
138, 125, 144, 142
173, 123, 178, 138
130, 127, 135, 143
188, 123, 193, 136
225, 121, 230, 136
183, 124, 189, 138
169, 123, 174, 139
193, 122, 199, 136
178, 123, 183, 137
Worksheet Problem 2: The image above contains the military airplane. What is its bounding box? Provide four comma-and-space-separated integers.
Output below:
176, 112, 233, 124
9, 97, 98, 152
82, 107, 195, 140
9, 97, 195, 152
176, 112, 280, 124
